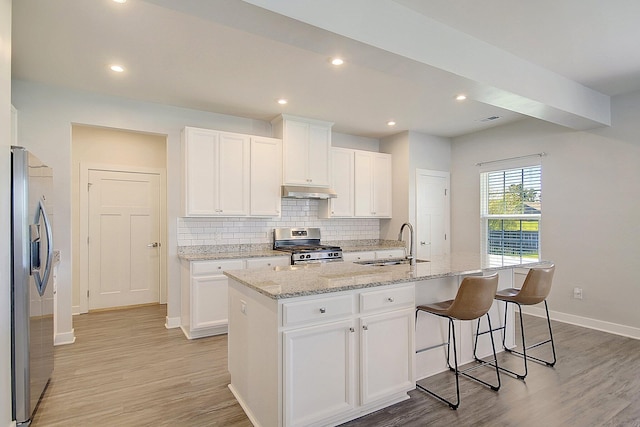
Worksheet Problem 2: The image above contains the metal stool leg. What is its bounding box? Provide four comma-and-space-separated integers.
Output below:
493, 300, 557, 379
416, 312, 500, 410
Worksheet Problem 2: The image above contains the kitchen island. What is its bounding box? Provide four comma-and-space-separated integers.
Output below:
225, 254, 549, 427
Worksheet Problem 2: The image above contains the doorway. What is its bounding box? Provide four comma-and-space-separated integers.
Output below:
416, 169, 450, 260
72, 125, 167, 314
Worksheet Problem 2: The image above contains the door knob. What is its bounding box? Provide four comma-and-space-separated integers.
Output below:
147, 242, 160, 248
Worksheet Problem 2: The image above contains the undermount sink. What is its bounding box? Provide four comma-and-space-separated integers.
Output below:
354, 258, 430, 267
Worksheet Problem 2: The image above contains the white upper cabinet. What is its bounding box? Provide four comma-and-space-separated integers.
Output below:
354, 151, 392, 218
272, 114, 332, 188
325, 148, 355, 217
250, 136, 282, 217
182, 127, 250, 217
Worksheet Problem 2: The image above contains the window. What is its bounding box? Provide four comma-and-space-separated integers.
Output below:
480, 165, 541, 266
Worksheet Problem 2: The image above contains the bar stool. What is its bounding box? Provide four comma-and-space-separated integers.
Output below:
476, 264, 556, 380
415, 273, 500, 410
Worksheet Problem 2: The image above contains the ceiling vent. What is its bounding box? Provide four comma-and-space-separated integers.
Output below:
480, 115, 501, 122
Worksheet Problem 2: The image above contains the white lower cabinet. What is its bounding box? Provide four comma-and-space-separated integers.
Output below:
281, 284, 415, 426
343, 249, 406, 263
283, 319, 357, 427
181, 256, 289, 339
359, 308, 414, 405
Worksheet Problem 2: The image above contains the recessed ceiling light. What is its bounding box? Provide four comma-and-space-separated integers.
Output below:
113, 0, 127, 3
331, 58, 344, 66
277, 99, 288, 105
110, 65, 125, 73
387, 121, 396, 126
456, 94, 467, 101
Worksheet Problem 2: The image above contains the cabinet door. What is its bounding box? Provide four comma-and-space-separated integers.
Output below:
183, 127, 219, 215
191, 275, 229, 330
307, 124, 331, 187
250, 137, 282, 216
354, 151, 374, 216
282, 120, 310, 185
360, 309, 414, 405
283, 319, 356, 427
354, 151, 392, 218
218, 132, 250, 216
328, 148, 354, 217
372, 154, 392, 217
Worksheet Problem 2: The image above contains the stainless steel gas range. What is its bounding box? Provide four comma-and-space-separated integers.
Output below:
273, 227, 343, 265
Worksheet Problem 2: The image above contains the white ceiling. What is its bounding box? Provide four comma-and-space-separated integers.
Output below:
11, 0, 640, 138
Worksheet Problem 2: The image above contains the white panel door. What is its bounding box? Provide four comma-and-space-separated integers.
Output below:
416, 170, 450, 260
372, 153, 392, 217
184, 127, 218, 215
360, 308, 414, 405
282, 120, 310, 185
88, 170, 160, 310
283, 319, 356, 427
329, 148, 354, 217
218, 132, 250, 215
250, 136, 282, 216
354, 151, 374, 216
307, 124, 331, 187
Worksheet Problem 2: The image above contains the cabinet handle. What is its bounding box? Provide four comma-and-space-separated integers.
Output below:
362, 325, 368, 331
267, 263, 272, 266
387, 297, 394, 303
217, 266, 222, 270
319, 307, 326, 314
349, 327, 355, 333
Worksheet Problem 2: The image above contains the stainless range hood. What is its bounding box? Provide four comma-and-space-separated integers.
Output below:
281, 185, 337, 199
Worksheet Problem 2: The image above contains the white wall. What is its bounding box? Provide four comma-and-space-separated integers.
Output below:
379, 130, 451, 240
332, 132, 379, 152
1, 0, 12, 424
451, 90, 640, 333
11, 80, 272, 341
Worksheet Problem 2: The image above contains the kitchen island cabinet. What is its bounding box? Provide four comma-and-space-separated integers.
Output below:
225, 254, 549, 426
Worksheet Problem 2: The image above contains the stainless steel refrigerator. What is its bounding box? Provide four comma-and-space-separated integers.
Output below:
11, 146, 55, 426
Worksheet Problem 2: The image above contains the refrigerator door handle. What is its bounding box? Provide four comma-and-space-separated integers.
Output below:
31, 198, 54, 297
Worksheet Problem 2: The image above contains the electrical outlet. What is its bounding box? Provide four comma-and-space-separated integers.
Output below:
573, 287, 583, 300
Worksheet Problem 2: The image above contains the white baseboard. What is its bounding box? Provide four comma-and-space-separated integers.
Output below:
72, 305, 81, 315
522, 306, 640, 340
165, 316, 181, 329
54, 329, 76, 346
7, 420, 17, 427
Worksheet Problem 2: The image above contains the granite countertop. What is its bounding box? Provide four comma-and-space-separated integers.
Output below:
224, 253, 551, 300
177, 240, 406, 261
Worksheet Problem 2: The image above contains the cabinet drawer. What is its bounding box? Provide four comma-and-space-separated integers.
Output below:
343, 251, 376, 262
360, 285, 414, 313
375, 249, 406, 259
282, 294, 354, 327
245, 256, 290, 269
192, 260, 244, 276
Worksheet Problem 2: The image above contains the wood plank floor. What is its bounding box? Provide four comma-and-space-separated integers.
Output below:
32, 304, 640, 426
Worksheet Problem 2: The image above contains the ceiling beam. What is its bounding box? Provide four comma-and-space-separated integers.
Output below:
243, 0, 611, 130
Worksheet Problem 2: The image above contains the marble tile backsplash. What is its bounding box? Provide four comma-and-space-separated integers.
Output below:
177, 199, 380, 246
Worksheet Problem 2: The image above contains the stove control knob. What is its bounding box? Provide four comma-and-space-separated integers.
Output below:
305, 254, 311, 259
328, 253, 333, 257
299, 255, 305, 260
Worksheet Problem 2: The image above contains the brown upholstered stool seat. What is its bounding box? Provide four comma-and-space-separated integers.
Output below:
415, 273, 501, 410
